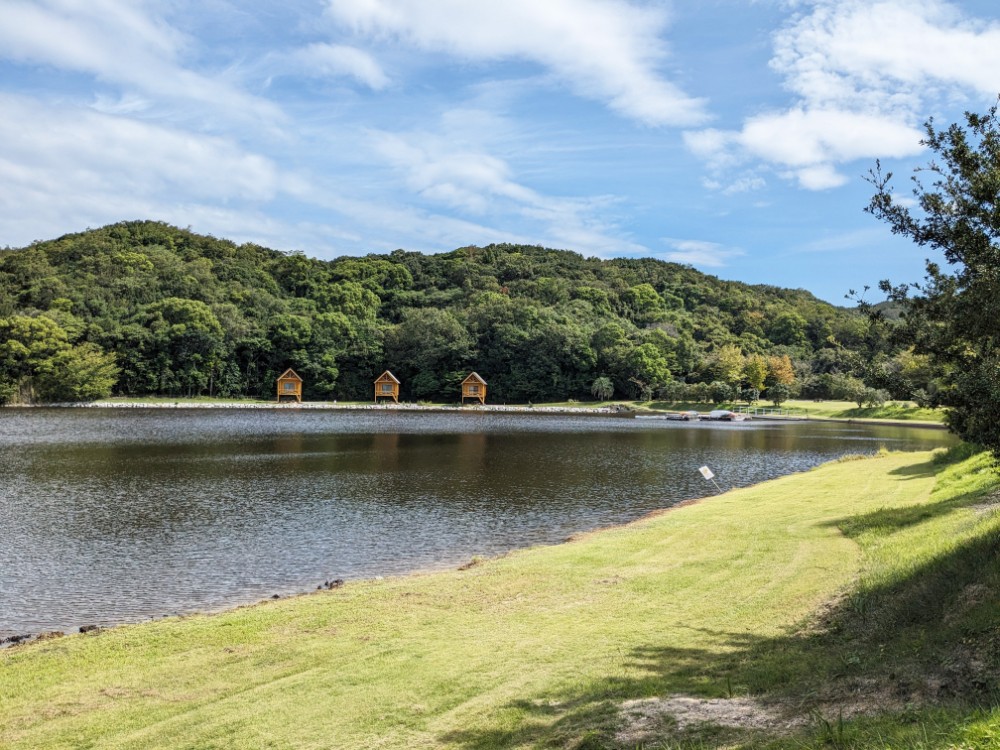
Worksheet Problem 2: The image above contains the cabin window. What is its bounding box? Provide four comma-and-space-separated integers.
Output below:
381, 383, 392, 392
469, 385, 479, 393
284, 382, 295, 391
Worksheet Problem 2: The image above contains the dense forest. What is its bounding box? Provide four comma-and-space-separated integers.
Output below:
0, 221, 930, 405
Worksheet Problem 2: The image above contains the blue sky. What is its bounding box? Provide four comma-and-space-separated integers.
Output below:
2, 0, 999, 303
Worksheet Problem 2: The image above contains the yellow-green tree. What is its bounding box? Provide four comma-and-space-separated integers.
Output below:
766, 354, 795, 388
714, 344, 745, 387
743, 353, 769, 392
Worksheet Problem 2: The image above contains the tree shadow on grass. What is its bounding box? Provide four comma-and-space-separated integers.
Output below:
829, 485, 990, 539
438, 525, 1000, 749
886, 460, 940, 479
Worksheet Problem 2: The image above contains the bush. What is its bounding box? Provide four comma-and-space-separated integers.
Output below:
656, 379, 686, 402
708, 380, 735, 403
863, 388, 891, 408
768, 383, 792, 406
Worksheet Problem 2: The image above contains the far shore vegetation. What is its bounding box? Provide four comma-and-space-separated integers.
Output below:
87, 394, 946, 427
1, 222, 939, 422
2, 447, 997, 748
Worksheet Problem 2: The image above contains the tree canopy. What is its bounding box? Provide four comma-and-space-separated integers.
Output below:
0, 220, 915, 405
867, 102, 1000, 454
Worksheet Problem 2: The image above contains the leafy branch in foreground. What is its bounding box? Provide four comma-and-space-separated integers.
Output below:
866, 101, 1000, 455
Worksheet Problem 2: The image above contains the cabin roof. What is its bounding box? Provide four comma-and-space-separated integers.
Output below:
462, 372, 487, 385
375, 370, 401, 384
277, 368, 303, 381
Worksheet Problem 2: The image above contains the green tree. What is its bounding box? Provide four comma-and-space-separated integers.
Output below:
867, 103, 1000, 452
743, 353, 768, 392
590, 376, 614, 401
769, 383, 792, 407
142, 298, 226, 396
0, 316, 117, 403
36, 343, 119, 402
627, 343, 671, 396
767, 310, 809, 347
385, 308, 473, 400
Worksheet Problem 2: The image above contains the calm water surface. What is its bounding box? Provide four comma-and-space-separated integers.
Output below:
0, 408, 952, 636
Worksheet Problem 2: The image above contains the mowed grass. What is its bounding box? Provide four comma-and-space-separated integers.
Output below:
779, 399, 945, 424
1, 449, 997, 749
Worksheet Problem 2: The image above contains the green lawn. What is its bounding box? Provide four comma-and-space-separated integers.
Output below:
2, 448, 996, 749
779, 398, 945, 423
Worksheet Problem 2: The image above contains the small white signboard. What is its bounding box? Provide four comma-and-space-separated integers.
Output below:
699, 466, 714, 480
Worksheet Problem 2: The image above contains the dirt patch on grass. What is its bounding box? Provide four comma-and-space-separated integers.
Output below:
970, 490, 1000, 516
615, 694, 805, 744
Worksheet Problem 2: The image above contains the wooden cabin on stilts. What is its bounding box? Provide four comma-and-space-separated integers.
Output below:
461, 372, 487, 405
276, 368, 303, 403
374, 370, 401, 403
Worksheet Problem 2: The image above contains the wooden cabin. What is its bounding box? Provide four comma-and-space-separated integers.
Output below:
374, 370, 400, 403
461, 372, 487, 405
276, 368, 303, 403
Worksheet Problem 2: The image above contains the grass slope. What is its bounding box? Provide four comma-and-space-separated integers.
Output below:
1, 449, 997, 749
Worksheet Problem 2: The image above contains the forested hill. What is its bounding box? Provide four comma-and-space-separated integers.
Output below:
0, 220, 899, 404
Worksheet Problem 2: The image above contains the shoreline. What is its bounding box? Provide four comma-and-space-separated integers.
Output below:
4, 399, 948, 428
9, 400, 635, 418
2, 490, 711, 647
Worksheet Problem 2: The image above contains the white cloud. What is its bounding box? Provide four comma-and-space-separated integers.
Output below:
686, 0, 1000, 190
722, 176, 767, 195
367, 125, 646, 255
0, 92, 646, 260
289, 43, 390, 90
788, 163, 847, 190
772, 0, 1000, 104
661, 239, 744, 268
325, 0, 708, 126
0, 0, 282, 125
0, 95, 287, 243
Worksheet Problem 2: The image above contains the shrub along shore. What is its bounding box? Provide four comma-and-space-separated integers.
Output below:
3, 447, 997, 748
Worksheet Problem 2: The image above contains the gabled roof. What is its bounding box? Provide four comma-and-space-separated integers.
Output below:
277, 368, 303, 381
374, 370, 401, 384
462, 372, 487, 385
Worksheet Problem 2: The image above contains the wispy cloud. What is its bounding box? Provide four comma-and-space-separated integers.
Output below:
0, 0, 282, 125
285, 43, 390, 90
789, 228, 892, 254
0, 93, 293, 245
685, 0, 1000, 189
367, 125, 646, 255
661, 238, 745, 268
325, 0, 708, 126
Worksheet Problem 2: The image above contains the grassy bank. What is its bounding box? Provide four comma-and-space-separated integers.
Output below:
2, 449, 997, 749
778, 399, 945, 424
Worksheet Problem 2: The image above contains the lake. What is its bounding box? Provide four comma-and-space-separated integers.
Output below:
0, 408, 952, 637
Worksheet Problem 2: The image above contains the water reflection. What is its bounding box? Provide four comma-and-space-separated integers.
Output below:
0, 409, 952, 636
